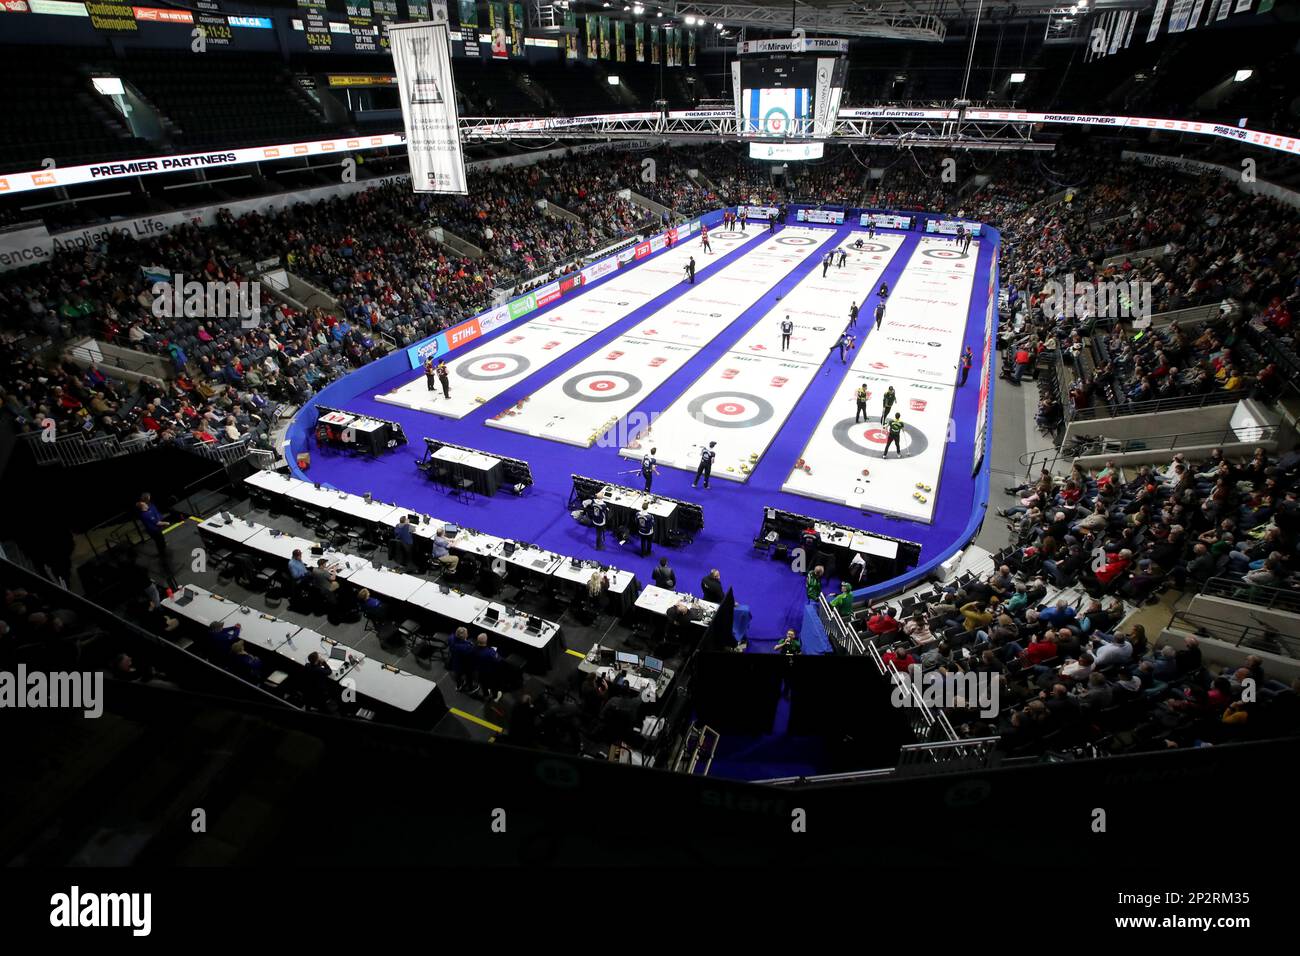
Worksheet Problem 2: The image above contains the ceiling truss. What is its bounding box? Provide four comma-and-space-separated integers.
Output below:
460, 113, 1053, 149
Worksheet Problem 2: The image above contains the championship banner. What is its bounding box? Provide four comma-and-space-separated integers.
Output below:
488, 2, 506, 58
614, 19, 625, 63
508, 2, 523, 57
348, 0, 378, 53
564, 8, 577, 58
585, 13, 597, 58
1168, 0, 1194, 31
635, 21, 644, 61
1187, 0, 1207, 28
298, 0, 331, 51
665, 26, 675, 66
404, 1, 432, 20
87, 0, 136, 31
687, 28, 695, 66
389, 20, 467, 194
1147, 0, 1168, 40
457, 0, 477, 56
196, 11, 231, 43
650, 24, 659, 64
373, 0, 398, 48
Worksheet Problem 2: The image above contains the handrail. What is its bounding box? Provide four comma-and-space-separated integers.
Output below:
817, 592, 866, 656
20, 426, 255, 469
1167, 608, 1300, 658
1073, 424, 1279, 459
1068, 386, 1242, 423
1201, 577, 1300, 616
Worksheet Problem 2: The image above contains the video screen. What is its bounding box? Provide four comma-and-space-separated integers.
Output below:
741, 58, 817, 136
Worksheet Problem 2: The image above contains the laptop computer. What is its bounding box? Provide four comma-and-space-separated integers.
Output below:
641, 656, 664, 678
615, 650, 639, 667
484, 607, 500, 625
526, 616, 543, 634
502, 541, 517, 557
329, 646, 348, 661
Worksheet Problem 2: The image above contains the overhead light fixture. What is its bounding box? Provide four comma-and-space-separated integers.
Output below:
633, 4, 644, 12
685, 14, 696, 24
656, 10, 662, 16
608, 75, 620, 85
1009, 72, 1026, 84
93, 76, 125, 96
1234, 69, 1253, 82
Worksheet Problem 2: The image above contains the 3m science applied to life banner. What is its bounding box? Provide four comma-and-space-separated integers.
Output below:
388, 15, 468, 194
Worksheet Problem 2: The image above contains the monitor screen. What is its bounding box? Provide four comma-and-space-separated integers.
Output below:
643, 656, 664, 673
616, 651, 639, 666
740, 58, 816, 136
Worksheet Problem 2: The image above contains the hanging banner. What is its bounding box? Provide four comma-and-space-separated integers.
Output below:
298, 0, 332, 51
565, 8, 577, 58
599, 15, 610, 59
1187, 0, 1208, 27
1147, 0, 1168, 39
488, 2, 506, 58
509, 2, 523, 56
615, 18, 625, 63
635, 21, 644, 61
1234, 0, 1253, 10
457, 0, 478, 55
373, 0, 398, 48
1109, 10, 1127, 52
675, 25, 682, 66
665, 25, 675, 66
585, 13, 597, 58
389, 19, 467, 194
1168, 0, 1194, 31
688, 28, 695, 66
348, 0, 377, 53
87, 0, 137, 31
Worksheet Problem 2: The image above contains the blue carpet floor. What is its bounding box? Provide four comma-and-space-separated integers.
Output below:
297, 222, 995, 645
